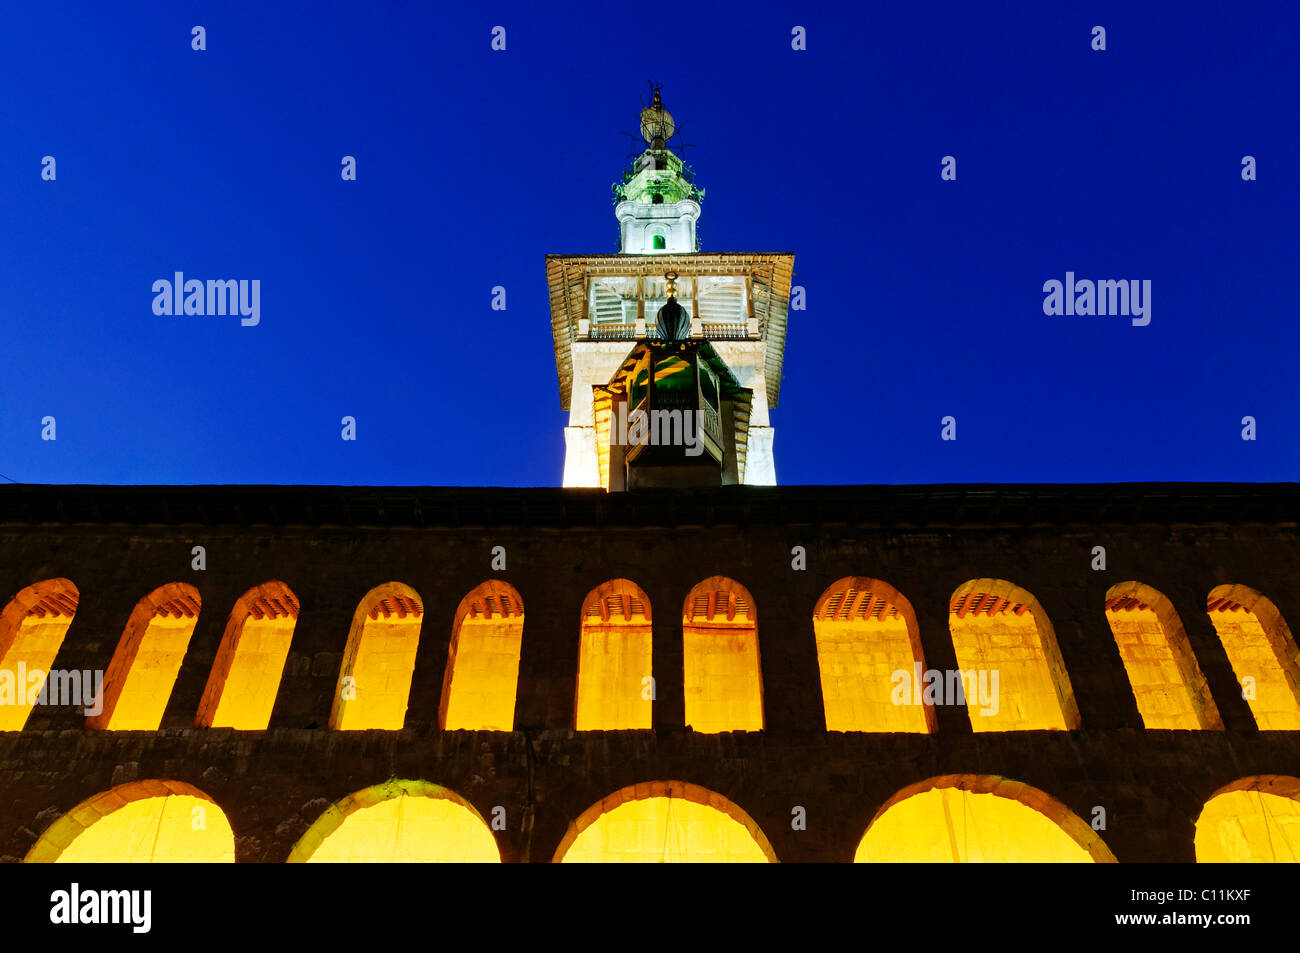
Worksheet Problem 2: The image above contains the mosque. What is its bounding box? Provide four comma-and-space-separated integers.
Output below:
2, 87, 1297, 863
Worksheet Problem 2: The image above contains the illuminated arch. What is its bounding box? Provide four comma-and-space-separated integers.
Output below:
287, 779, 500, 863
331, 582, 424, 730
1207, 585, 1300, 730
1104, 581, 1221, 730
575, 579, 653, 730
439, 581, 524, 731
682, 577, 763, 733
196, 581, 300, 729
948, 579, 1079, 731
813, 576, 933, 733
88, 583, 201, 730
25, 780, 234, 863
1196, 775, 1300, 862
0, 578, 79, 731
855, 774, 1116, 863
555, 781, 777, 863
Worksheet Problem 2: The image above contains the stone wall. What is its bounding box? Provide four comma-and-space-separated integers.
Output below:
0, 483, 1296, 862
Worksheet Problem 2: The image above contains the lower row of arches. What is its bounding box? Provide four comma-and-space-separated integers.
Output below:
21, 773, 1300, 863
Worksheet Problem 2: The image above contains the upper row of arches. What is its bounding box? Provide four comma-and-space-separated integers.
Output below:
0, 575, 1295, 733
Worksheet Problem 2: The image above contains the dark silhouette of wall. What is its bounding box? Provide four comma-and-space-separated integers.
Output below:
1, 483, 1296, 862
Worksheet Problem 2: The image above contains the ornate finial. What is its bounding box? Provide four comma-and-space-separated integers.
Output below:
655, 271, 689, 342
640, 81, 675, 148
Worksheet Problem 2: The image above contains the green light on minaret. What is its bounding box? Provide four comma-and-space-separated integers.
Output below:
612, 83, 704, 207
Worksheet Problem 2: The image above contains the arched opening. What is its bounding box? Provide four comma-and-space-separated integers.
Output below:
25, 780, 234, 862
439, 581, 524, 731
287, 779, 500, 862
948, 579, 1079, 731
196, 581, 300, 729
575, 579, 652, 730
0, 578, 79, 731
682, 577, 763, 733
88, 583, 201, 730
1196, 776, 1300, 862
652, 234, 666, 250
1207, 585, 1300, 730
855, 774, 1116, 863
1104, 581, 1221, 729
331, 582, 424, 730
555, 781, 777, 863
813, 576, 933, 733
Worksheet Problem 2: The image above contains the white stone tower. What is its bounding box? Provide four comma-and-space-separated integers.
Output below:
547, 85, 793, 490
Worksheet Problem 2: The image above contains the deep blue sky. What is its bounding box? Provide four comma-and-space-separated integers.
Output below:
1, 2, 1295, 487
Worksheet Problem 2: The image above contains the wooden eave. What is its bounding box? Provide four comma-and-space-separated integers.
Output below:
546, 252, 794, 411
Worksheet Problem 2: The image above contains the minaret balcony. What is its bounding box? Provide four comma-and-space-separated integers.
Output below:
589, 322, 636, 341
581, 320, 756, 342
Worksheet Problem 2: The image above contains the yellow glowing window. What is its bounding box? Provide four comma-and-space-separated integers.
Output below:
289, 780, 499, 862
856, 778, 1114, 862
89, 584, 200, 731
948, 583, 1079, 731
26, 781, 234, 863
332, 584, 423, 730
1207, 588, 1300, 730
683, 578, 763, 733
197, 582, 299, 729
0, 579, 79, 732
440, 582, 524, 731
1196, 778, 1300, 862
813, 577, 932, 733
1104, 586, 1221, 730
576, 580, 652, 730
557, 783, 775, 862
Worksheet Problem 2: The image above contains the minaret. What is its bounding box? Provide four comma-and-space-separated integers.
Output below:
614, 84, 702, 254
547, 85, 793, 490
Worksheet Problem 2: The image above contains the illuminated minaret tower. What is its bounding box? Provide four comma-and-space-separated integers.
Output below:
546, 84, 793, 490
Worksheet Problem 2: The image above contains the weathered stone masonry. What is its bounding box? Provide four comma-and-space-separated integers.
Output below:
0, 482, 1296, 861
